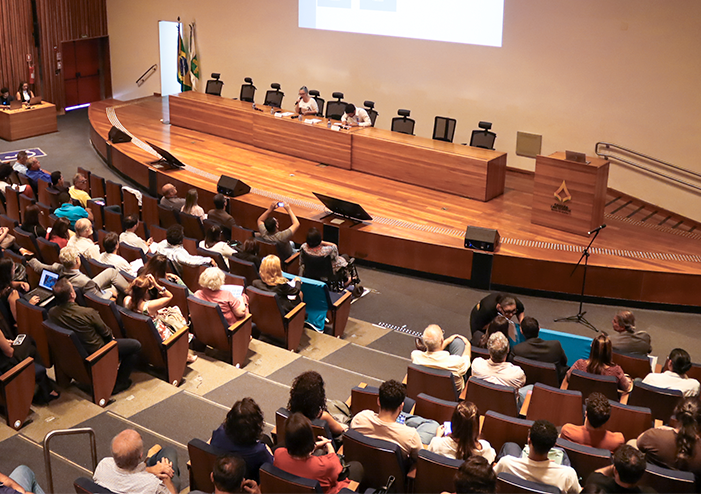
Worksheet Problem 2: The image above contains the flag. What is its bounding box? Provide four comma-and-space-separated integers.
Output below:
177, 21, 191, 91
189, 22, 200, 92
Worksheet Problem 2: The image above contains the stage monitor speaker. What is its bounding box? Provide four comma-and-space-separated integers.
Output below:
217, 175, 251, 197
109, 126, 132, 143
464, 225, 500, 252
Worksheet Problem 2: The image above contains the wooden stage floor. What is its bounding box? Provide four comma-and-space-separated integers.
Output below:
89, 96, 701, 307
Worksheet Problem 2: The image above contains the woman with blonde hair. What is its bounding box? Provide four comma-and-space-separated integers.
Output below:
194, 267, 249, 326
252, 255, 301, 314
428, 401, 496, 462
565, 333, 632, 391
181, 188, 206, 220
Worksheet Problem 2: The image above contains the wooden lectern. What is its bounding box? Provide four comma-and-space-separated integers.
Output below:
531, 151, 609, 236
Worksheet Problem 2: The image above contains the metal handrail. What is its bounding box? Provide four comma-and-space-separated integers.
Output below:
136, 64, 157, 87
596, 142, 701, 193
43, 428, 97, 494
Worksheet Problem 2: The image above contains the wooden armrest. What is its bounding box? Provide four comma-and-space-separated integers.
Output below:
346, 382, 368, 408
284, 302, 306, 322
459, 385, 467, 400
162, 326, 189, 348
519, 388, 533, 416
619, 392, 629, 405
407, 464, 417, 479
0, 357, 33, 383
86, 340, 118, 364
18, 248, 34, 257
227, 313, 253, 336
348, 480, 359, 491
147, 444, 162, 457
402, 374, 407, 385
654, 419, 663, 428
284, 251, 300, 266
331, 290, 352, 309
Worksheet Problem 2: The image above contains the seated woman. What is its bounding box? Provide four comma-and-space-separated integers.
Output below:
194, 267, 249, 326
16, 81, 34, 104
0, 331, 59, 404
20, 204, 46, 239
427, 401, 496, 463
299, 228, 349, 282
210, 397, 273, 483
138, 253, 187, 291
251, 255, 301, 314
0, 259, 39, 333
233, 239, 261, 271
274, 413, 363, 494
471, 315, 510, 348
46, 217, 71, 249
565, 334, 632, 392
0, 163, 32, 198
288, 370, 347, 437
181, 188, 206, 220
199, 225, 236, 268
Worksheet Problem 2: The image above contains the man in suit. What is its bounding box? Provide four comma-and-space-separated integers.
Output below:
512, 316, 568, 383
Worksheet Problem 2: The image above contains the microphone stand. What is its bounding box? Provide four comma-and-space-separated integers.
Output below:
554, 228, 604, 332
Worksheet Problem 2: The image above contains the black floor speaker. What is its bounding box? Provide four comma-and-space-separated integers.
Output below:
217, 175, 251, 197
464, 225, 500, 252
108, 126, 132, 143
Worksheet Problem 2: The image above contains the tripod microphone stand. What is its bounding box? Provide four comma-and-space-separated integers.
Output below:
554, 224, 606, 332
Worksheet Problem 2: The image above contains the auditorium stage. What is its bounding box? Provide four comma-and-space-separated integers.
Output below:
89, 96, 701, 308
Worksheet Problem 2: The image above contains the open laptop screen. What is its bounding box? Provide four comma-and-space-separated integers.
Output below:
38, 270, 59, 290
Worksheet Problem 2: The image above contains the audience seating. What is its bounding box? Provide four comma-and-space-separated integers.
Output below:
105, 180, 122, 208
496, 473, 561, 494
414, 393, 458, 424
141, 193, 159, 228
514, 356, 560, 387
43, 320, 118, 407
230, 224, 254, 245
84, 292, 126, 340
179, 262, 207, 293
160, 278, 189, 320
479, 410, 533, 453
37, 236, 60, 265
640, 462, 695, 493
685, 362, 701, 382
526, 383, 583, 427
74, 476, 117, 494
274, 408, 333, 447
77, 167, 91, 191
150, 224, 167, 243
179, 211, 204, 241
117, 307, 189, 386
556, 438, 611, 481
37, 179, 50, 205
470, 346, 490, 360
566, 369, 620, 402
87, 200, 104, 229
325, 289, 352, 338
4, 188, 20, 222
349, 383, 381, 416
606, 401, 652, 442
627, 382, 683, 424
36, 202, 54, 229
90, 174, 106, 199
18, 194, 34, 217
0, 214, 18, 231
406, 363, 460, 401
196, 246, 229, 272
611, 351, 652, 380
259, 462, 322, 494
118, 242, 146, 264
246, 286, 306, 352
157, 204, 179, 228
0, 357, 35, 430
16, 298, 51, 367
183, 236, 198, 256
104, 208, 123, 233
466, 377, 519, 417
187, 295, 253, 367
413, 449, 462, 494
13, 227, 40, 259
187, 438, 226, 494
342, 428, 408, 493
123, 189, 140, 218
87, 258, 111, 278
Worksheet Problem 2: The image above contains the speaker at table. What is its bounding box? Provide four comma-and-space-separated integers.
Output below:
217, 175, 251, 197
464, 226, 500, 252
108, 126, 132, 143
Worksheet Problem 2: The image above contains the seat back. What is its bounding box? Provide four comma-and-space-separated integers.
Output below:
187, 438, 226, 493
87, 200, 104, 229
36, 201, 54, 229
230, 224, 255, 244
640, 462, 695, 493
685, 362, 701, 382
187, 295, 229, 352
228, 256, 259, 285
123, 189, 140, 218
364, 101, 378, 127
432, 116, 457, 143
246, 286, 287, 341
391, 116, 415, 135
157, 203, 179, 228
180, 211, 204, 240
118, 307, 166, 369
141, 193, 159, 230
556, 438, 611, 480
240, 81, 256, 102
325, 100, 346, 120
37, 179, 50, 205
350, 384, 380, 416
0, 213, 18, 231
466, 377, 519, 417
90, 174, 106, 198
300, 250, 335, 283
104, 208, 123, 233
470, 129, 497, 150
606, 401, 653, 442
179, 262, 206, 293
406, 363, 458, 401
513, 356, 560, 388
4, 187, 20, 221
567, 369, 620, 401
480, 410, 534, 453
197, 247, 229, 272
149, 224, 167, 243
87, 258, 111, 278
73, 476, 118, 493
611, 351, 652, 379
43, 320, 91, 384
36, 236, 60, 264
342, 428, 407, 492
414, 449, 462, 494
274, 408, 333, 447
264, 89, 284, 108
527, 383, 583, 427
18, 194, 35, 218
16, 298, 50, 367
161, 278, 190, 319
0, 356, 35, 430
205, 79, 224, 96
414, 393, 458, 424
470, 346, 490, 360
496, 473, 561, 494
105, 180, 123, 208
13, 227, 39, 257
118, 242, 146, 264
259, 463, 322, 494
84, 292, 126, 340
628, 382, 683, 424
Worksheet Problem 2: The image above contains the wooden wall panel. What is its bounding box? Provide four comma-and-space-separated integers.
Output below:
0, 0, 36, 95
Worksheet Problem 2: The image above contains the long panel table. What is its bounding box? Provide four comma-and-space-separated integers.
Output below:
168, 92, 507, 201
0, 102, 58, 141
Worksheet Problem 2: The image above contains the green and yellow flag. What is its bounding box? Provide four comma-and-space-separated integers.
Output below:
189, 22, 200, 92
177, 21, 191, 91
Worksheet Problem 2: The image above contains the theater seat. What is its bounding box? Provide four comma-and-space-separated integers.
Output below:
526, 383, 583, 427
496, 472, 561, 494
606, 401, 652, 442
466, 377, 519, 417
0, 357, 35, 430
414, 449, 462, 494
259, 462, 322, 494
274, 408, 333, 448
479, 410, 533, 453
556, 438, 611, 481
342, 428, 408, 493
16, 298, 50, 367
73, 477, 117, 494
567, 369, 619, 402
627, 382, 683, 424
406, 363, 460, 402
187, 438, 227, 493
246, 286, 306, 352
414, 393, 458, 424
640, 462, 695, 493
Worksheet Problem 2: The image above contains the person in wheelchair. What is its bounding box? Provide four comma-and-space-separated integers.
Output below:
299, 228, 361, 294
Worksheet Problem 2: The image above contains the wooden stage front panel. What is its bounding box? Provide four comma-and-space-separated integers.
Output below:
0, 102, 57, 141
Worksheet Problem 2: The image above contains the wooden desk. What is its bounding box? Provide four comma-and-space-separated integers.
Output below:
0, 102, 57, 141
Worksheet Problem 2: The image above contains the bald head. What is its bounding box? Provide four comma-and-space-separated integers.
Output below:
74, 218, 92, 237
111, 429, 143, 470
422, 324, 443, 352
161, 183, 177, 198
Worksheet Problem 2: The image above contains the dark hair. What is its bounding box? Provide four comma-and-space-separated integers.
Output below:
614, 310, 636, 332
285, 412, 315, 458
104, 232, 119, 254
520, 316, 540, 339
224, 397, 264, 446
669, 348, 693, 375
306, 227, 322, 248
0, 87, 8, 94
529, 420, 558, 455
613, 444, 646, 485
0, 163, 13, 181
52, 277, 74, 305
49, 217, 71, 240
50, 170, 62, 187
166, 224, 184, 246
479, 315, 509, 348
674, 398, 701, 470
585, 392, 611, 428
205, 224, 222, 249
587, 334, 613, 375
140, 254, 169, 279
288, 371, 327, 420
58, 191, 71, 205
182, 189, 198, 215
242, 239, 259, 255
451, 402, 481, 460
263, 217, 277, 234
16, 151, 27, 161
379, 380, 406, 411
125, 276, 151, 311
212, 454, 245, 493
0, 258, 14, 296
22, 204, 40, 227
498, 295, 516, 309
454, 456, 497, 493
123, 214, 139, 230
345, 103, 356, 114
213, 194, 226, 210
17, 81, 28, 93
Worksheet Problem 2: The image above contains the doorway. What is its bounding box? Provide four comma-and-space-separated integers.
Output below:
62, 36, 112, 109
159, 21, 182, 96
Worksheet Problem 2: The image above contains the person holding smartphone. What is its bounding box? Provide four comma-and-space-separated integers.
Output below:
256, 201, 300, 259
427, 401, 496, 462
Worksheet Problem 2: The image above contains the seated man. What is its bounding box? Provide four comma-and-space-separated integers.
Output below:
100, 232, 132, 274
0, 87, 14, 106
67, 218, 101, 260
94, 429, 180, 494
494, 420, 581, 494
609, 310, 652, 356
150, 224, 214, 275
49, 170, 69, 193
585, 444, 653, 493
54, 191, 93, 228
207, 193, 237, 237
411, 324, 471, 393
0, 465, 44, 494
190, 455, 260, 494
159, 183, 185, 210
119, 214, 153, 254
642, 348, 700, 397
49, 278, 140, 394
471, 332, 526, 389
350, 379, 438, 461
453, 456, 497, 494
69, 173, 91, 208
560, 392, 625, 452
29, 246, 129, 300
256, 201, 300, 258
25, 157, 51, 184
13, 150, 28, 175
341, 103, 372, 127
469, 293, 524, 343
513, 316, 568, 383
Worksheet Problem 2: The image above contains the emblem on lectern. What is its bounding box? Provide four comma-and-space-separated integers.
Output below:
551, 180, 572, 214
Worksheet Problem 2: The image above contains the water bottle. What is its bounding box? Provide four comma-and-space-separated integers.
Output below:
298, 114, 302, 121
327, 119, 331, 129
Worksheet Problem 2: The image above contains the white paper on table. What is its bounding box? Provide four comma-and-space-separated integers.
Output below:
330, 125, 341, 131
275, 112, 294, 118
221, 285, 244, 298
305, 119, 321, 125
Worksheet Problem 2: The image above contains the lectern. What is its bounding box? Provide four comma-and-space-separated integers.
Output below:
531, 152, 609, 236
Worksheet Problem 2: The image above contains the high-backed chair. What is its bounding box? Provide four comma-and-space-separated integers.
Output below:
567, 369, 620, 402
118, 242, 146, 264
627, 382, 683, 424
361, 100, 379, 127
89, 174, 106, 198
196, 247, 229, 272
37, 179, 50, 205
496, 473, 561, 494
685, 362, 701, 382
77, 167, 91, 192
480, 410, 534, 453
187, 296, 252, 367
414, 393, 458, 424
150, 224, 167, 243
230, 224, 255, 245
4, 187, 21, 222
309, 90, 325, 117
87, 200, 104, 229
325, 289, 352, 338
259, 463, 322, 494
300, 250, 344, 291
514, 356, 560, 387
183, 236, 198, 255
274, 408, 333, 447
179, 262, 207, 293
36, 201, 53, 229
246, 286, 306, 351
160, 278, 189, 320
16, 298, 50, 366
264, 83, 284, 108
342, 428, 408, 492
0, 357, 35, 430
469, 121, 497, 149
105, 180, 123, 208
0, 213, 18, 231
179, 211, 204, 241
391, 109, 415, 135
37, 236, 60, 264
117, 307, 189, 386
18, 193, 34, 217
406, 363, 460, 401
87, 258, 111, 278
470, 346, 490, 360
46, 188, 61, 210
141, 193, 159, 230
187, 438, 227, 493
414, 449, 462, 494
640, 463, 695, 493
350, 384, 381, 416
526, 383, 583, 427
611, 351, 652, 380
123, 189, 140, 219
104, 208, 123, 234
556, 438, 611, 481
325, 92, 346, 120
606, 401, 653, 442
228, 256, 259, 286
43, 320, 118, 407
13, 227, 40, 258
74, 476, 118, 493
432, 116, 457, 143
466, 377, 519, 417
239, 77, 256, 103
157, 204, 179, 228
205, 74, 224, 96
84, 292, 126, 340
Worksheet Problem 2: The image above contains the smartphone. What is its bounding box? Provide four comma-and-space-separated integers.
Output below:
443, 421, 452, 435
12, 334, 26, 346
277, 202, 284, 208
396, 413, 406, 425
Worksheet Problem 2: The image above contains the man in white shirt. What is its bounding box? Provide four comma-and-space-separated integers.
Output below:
13, 150, 28, 175
642, 348, 700, 397
94, 429, 180, 494
100, 232, 133, 274
150, 224, 215, 275
471, 332, 526, 388
341, 103, 372, 127
120, 214, 152, 254
67, 218, 101, 260
294, 86, 319, 116
411, 324, 470, 393
494, 420, 581, 494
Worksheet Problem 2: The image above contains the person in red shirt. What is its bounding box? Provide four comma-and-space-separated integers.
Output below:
559, 392, 625, 452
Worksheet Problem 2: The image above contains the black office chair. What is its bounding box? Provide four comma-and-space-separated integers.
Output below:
205, 73, 224, 96
391, 109, 415, 135
239, 77, 256, 102
264, 83, 284, 108
364, 100, 378, 127
433, 116, 457, 143
325, 92, 346, 120
469, 121, 497, 149
309, 89, 325, 117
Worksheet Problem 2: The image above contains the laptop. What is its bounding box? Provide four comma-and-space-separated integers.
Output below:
24, 270, 59, 306
28, 95, 42, 106
9, 100, 22, 110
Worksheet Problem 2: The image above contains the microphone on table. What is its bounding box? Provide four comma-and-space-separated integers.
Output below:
588, 224, 606, 235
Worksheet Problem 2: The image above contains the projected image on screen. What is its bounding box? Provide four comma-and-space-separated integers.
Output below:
299, 0, 504, 48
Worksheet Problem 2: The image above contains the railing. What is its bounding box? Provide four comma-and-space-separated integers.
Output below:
43, 428, 97, 493
136, 64, 157, 87
596, 142, 701, 194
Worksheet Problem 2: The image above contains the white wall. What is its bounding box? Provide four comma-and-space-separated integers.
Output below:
106, 0, 701, 220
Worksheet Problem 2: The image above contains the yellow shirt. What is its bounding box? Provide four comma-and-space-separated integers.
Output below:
69, 186, 91, 208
